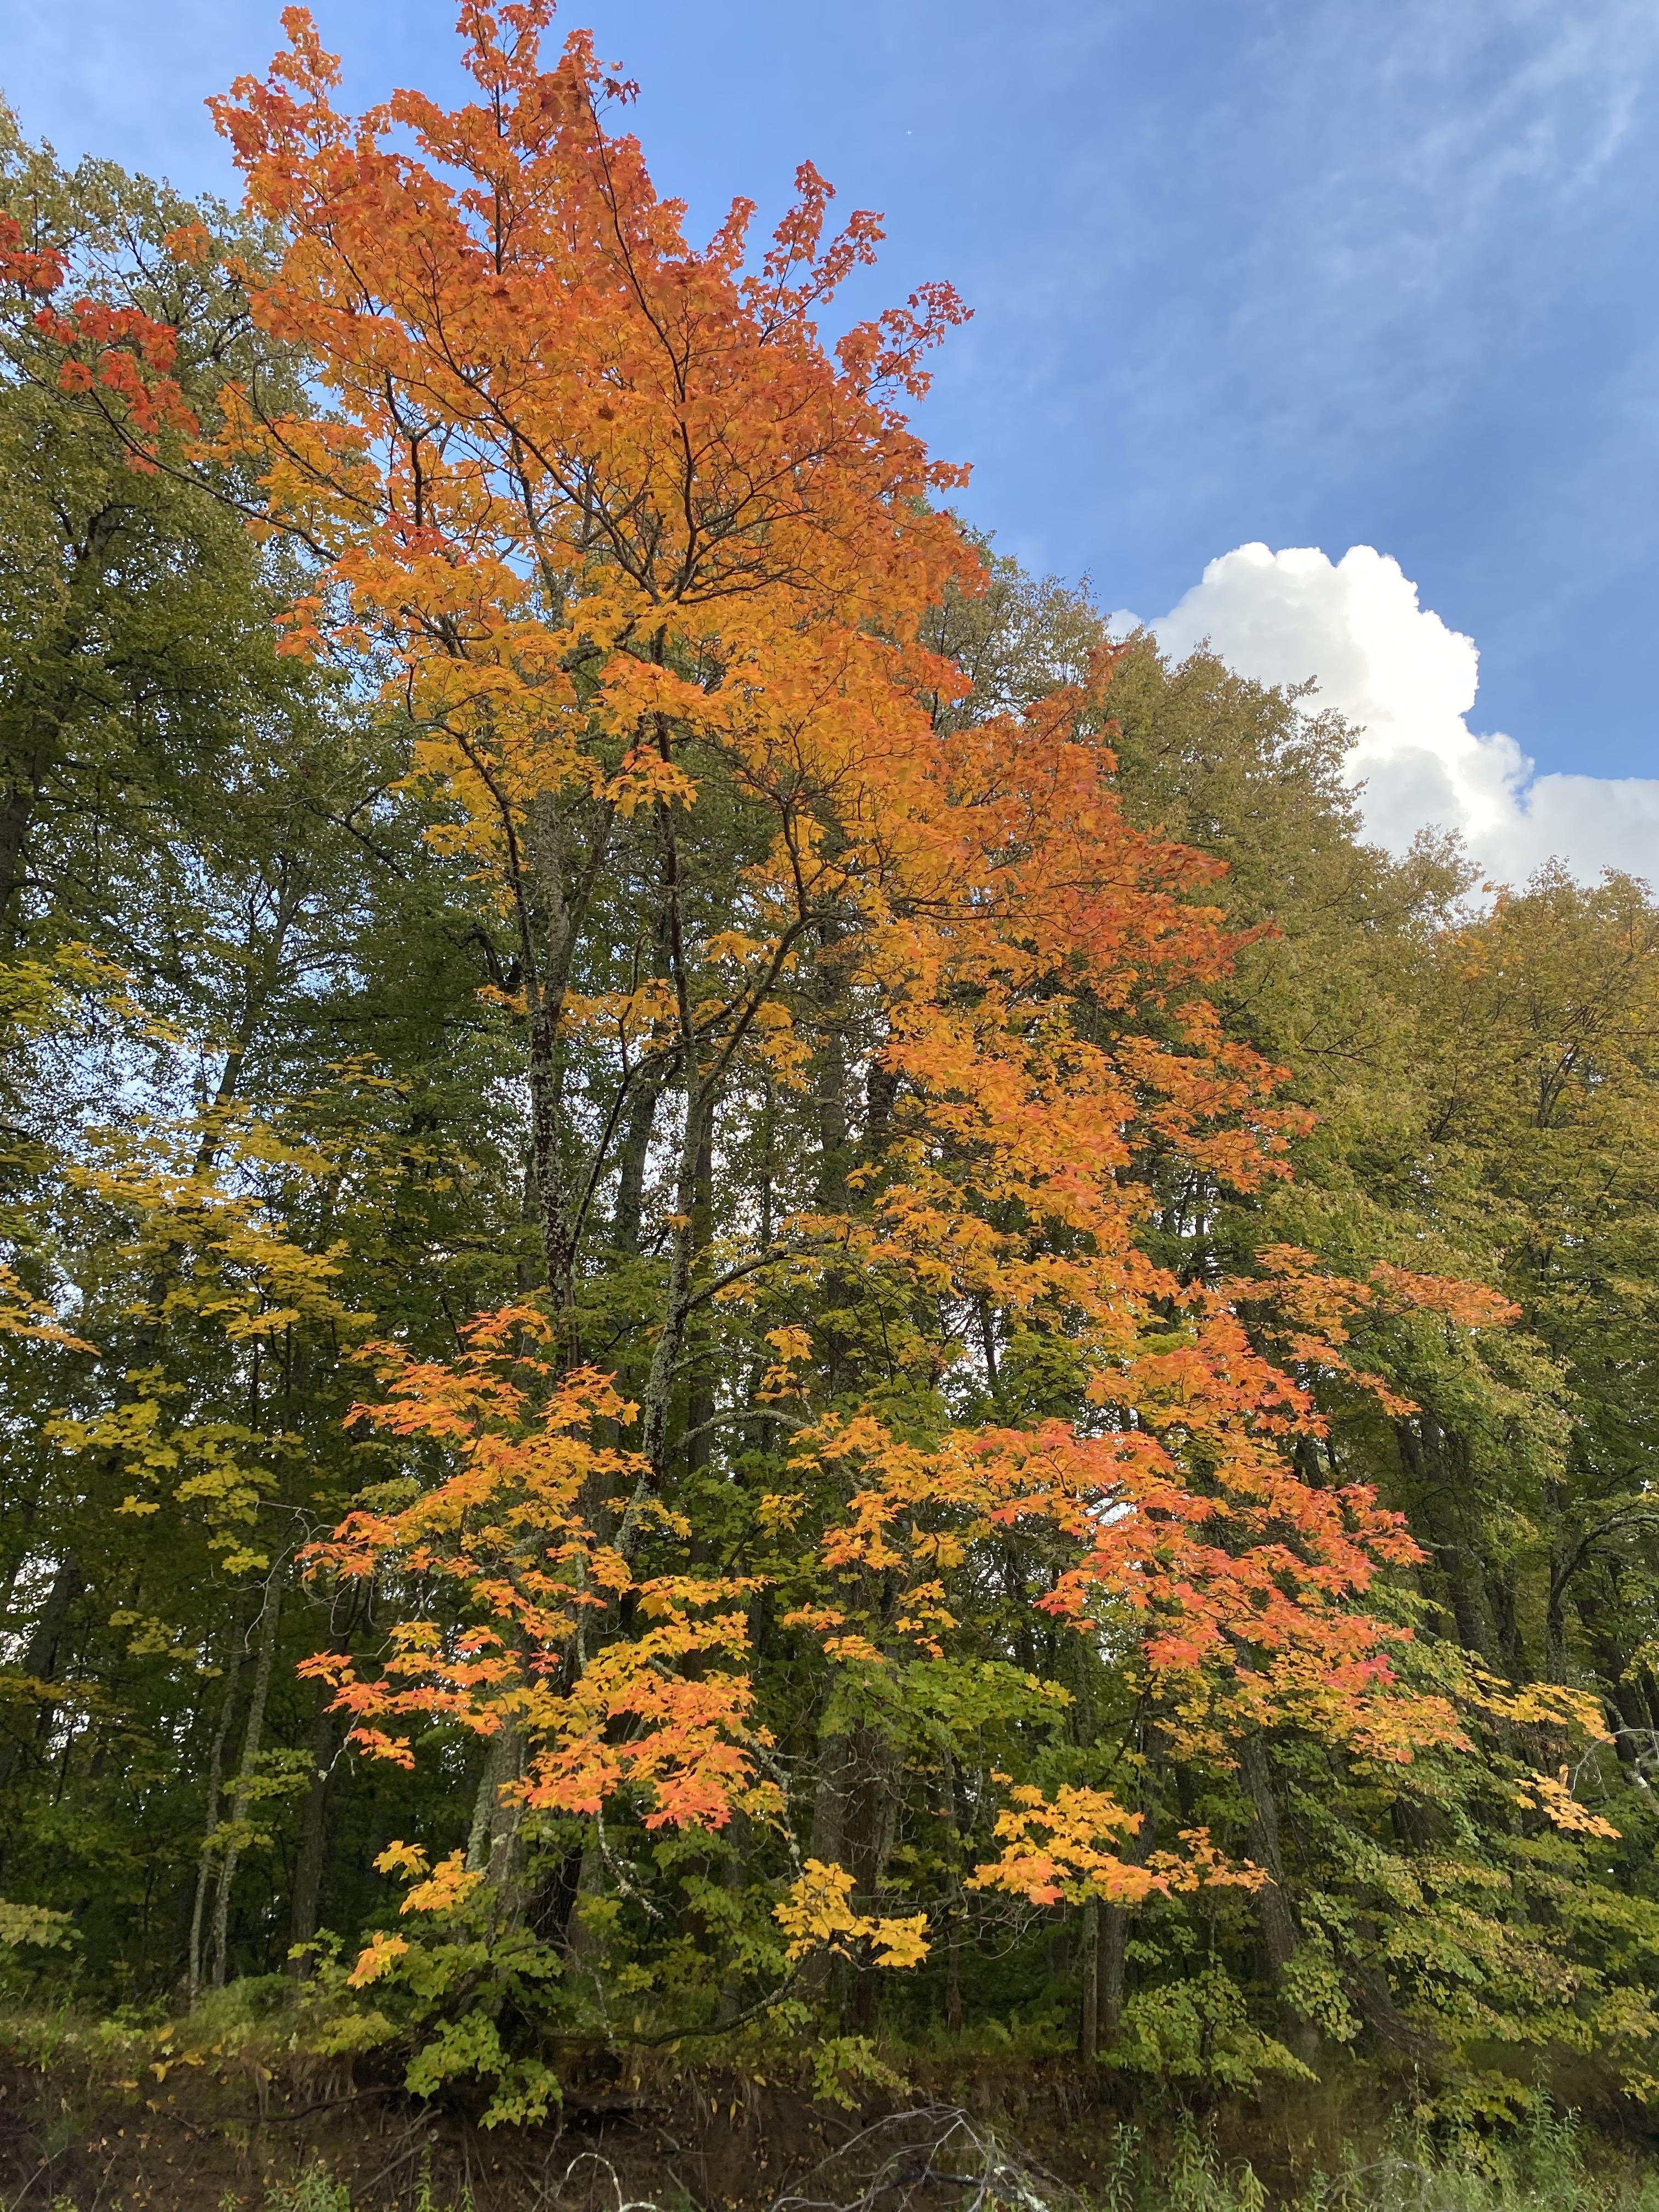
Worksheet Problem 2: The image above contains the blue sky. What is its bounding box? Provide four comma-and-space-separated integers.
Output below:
5, 0, 1658, 872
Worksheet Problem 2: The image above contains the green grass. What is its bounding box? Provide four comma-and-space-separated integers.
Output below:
1088, 2112, 1659, 2212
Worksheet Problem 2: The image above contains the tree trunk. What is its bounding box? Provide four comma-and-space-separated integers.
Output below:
1100, 1897, 1130, 2038
1396, 1416, 1493, 1658
940, 1753, 964, 2035
1098, 1773, 1158, 2045
189, 1598, 248, 2004
798, 1711, 853, 2008
683, 1109, 716, 1479
0, 1555, 83, 1795
522, 785, 616, 1314
1239, 1732, 1318, 2067
814, 1005, 850, 1209
1487, 1564, 1525, 1681
1545, 1558, 1571, 1684
1077, 1897, 1101, 2061
611, 1076, 663, 1255
633, 1078, 716, 1509
0, 751, 45, 942
846, 1723, 900, 2032
210, 1565, 282, 1987
286, 1673, 343, 1974
465, 1719, 526, 1904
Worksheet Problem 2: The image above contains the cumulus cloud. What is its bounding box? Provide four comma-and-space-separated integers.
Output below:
1110, 544, 1658, 885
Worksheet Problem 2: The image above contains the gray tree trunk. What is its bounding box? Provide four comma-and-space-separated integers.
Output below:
210, 1565, 283, 1987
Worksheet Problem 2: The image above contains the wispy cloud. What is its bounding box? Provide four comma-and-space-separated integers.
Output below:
1220, 0, 1659, 442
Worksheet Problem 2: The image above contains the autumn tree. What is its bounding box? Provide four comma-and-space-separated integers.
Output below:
72, 5, 1577, 2118
0, 2, 1655, 2131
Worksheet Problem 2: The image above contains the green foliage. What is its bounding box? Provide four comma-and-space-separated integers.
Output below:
1114, 1969, 1314, 2090
1080, 2111, 1659, 2212
263, 2167, 352, 2212
2, 78, 1659, 2169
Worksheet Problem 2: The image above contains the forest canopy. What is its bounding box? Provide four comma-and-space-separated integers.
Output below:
3, 0, 1659, 2140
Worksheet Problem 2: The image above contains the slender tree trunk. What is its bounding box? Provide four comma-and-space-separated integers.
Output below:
1098, 1774, 1157, 2044
683, 1110, 716, 1480
846, 1723, 900, 2032
189, 1598, 248, 2004
611, 1077, 663, 1255
633, 1077, 715, 1510
211, 1566, 282, 1987
522, 784, 616, 1314
1101, 1897, 1130, 2038
1078, 1897, 1101, 2061
940, 1752, 964, 2036
465, 1720, 526, 1904
609, 872, 675, 1265
1398, 1417, 1494, 1658
814, 1004, 849, 1208
286, 1675, 343, 1974
1545, 1557, 1572, 1684
1487, 1564, 1525, 1680
524, 789, 576, 1303
1584, 1593, 1644, 1769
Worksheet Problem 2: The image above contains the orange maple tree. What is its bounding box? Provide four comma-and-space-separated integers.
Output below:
303, 1308, 779, 1844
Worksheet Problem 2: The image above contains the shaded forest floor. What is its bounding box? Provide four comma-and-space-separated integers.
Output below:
6, 2016, 1659, 2212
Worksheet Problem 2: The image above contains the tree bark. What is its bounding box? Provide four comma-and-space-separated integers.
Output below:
798, 1709, 853, 2008
1101, 1896, 1130, 2038
683, 1109, 716, 1480
521, 785, 617, 1312
1239, 1733, 1319, 2067
1396, 1416, 1493, 1658
1077, 1898, 1101, 2061
633, 1079, 715, 1505
210, 1565, 282, 1987
465, 1720, 526, 1897
286, 1674, 344, 1974
0, 748, 47, 942
0, 1554, 82, 1779
611, 1076, 663, 1255
1098, 1776, 1158, 2045
845, 1723, 901, 2032
188, 1598, 248, 2004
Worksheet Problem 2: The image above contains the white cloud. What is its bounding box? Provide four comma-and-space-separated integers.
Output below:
1116, 543, 1658, 885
